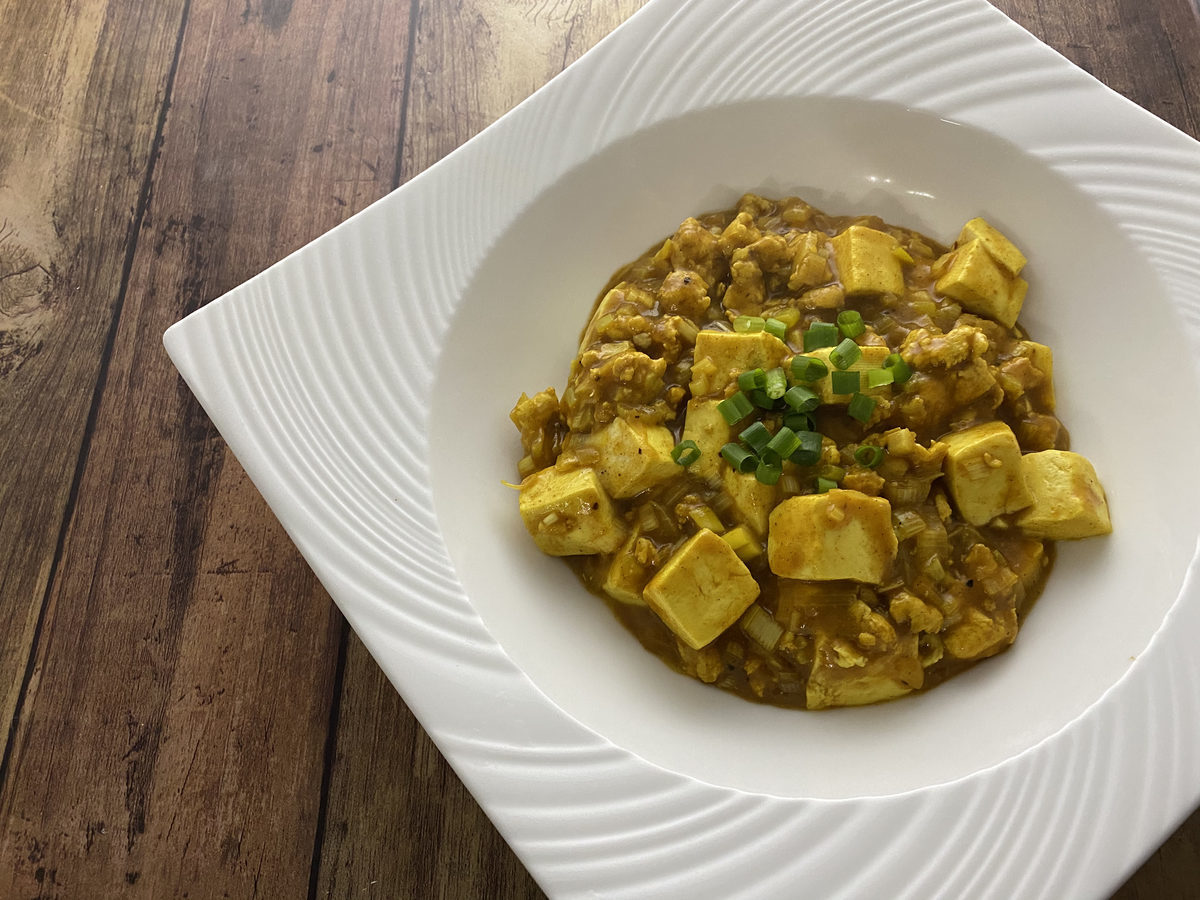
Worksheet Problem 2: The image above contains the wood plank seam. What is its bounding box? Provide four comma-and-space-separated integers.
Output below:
0, 0, 195, 794
308, 1, 419, 895
391, 0, 424, 192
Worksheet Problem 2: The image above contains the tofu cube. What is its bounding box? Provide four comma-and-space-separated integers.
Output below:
767, 490, 898, 584
1018, 340, 1055, 410
643, 529, 761, 649
602, 530, 650, 606
941, 421, 1032, 525
580, 418, 679, 498
958, 217, 1027, 276
943, 606, 1017, 660
935, 239, 1025, 328
519, 467, 626, 556
689, 330, 788, 395
787, 231, 832, 290
806, 633, 922, 709
721, 469, 777, 537
830, 225, 905, 296
680, 399, 731, 480
1015, 450, 1112, 539
795, 344, 892, 405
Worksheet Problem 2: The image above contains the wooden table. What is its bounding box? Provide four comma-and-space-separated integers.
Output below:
2, 1, 1197, 896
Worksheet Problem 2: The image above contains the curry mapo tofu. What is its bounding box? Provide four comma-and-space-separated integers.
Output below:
511, 194, 1111, 710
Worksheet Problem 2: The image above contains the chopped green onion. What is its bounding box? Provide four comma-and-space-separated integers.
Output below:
784, 385, 819, 413
819, 464, 846, 482
671, 440, 701, 467
740, 421, 772, 453
756, 459, 783, 485
717, 391, 754, 424
765, 426, 801, 459
764, 317, 788, 341
734, 315, 766, 333
764, 367, 788, 400
854, 444, 885, 468
784, 412, 816, 433
790, 431, 823, 467
837, 309, 866, 338
790, 356, 828, 383
847, 392, 877, 423
803, 321, 840, 351
751, 388, 776, 410
759, 447, 782, 468
867, 367, 895, 389
815, 477, 838, 493
721, 443, 757, 473
831, 370, 860, 394
738, 368, 766, 392
885, 352, 913, 385
829, 338, 862, 370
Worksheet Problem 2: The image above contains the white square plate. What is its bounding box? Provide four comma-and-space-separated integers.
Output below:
165, 1, 1200, 896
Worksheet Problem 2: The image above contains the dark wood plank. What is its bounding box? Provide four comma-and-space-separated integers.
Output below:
0, 0, 413, 896
0, 0, 186, 773
311, 2, 649, 897
987, 4, 1200, 895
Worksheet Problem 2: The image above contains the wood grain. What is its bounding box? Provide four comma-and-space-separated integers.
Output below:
986, 3, 1200, 894
0, 0, 411, 896
0, 0, 187, 782
312, 3, 648, 897
1, 0, 1197, 897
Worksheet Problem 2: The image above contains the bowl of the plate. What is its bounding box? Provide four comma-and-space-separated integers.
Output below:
430, 96, 1200, 799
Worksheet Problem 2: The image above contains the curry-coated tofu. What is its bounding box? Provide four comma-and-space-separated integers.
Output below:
580, 418, 678, 498
806, 633, 922, 710
602, 530, 650, 606
958, 217, 1027, 276
1018, 340, 1055, 409
1015, 450, 1112, 539
721, 468, 776, 537
767, 490, 898, 584
643, 528, 760, 649
830, 225, 905, 296
943, 606, 1017, 661
518, 467, 625, 556
935, 239, 1025, 328
797, 344, 892, 404
689, 330, 788, 394
941, 421, 1032, 526
680, 399, 730, 480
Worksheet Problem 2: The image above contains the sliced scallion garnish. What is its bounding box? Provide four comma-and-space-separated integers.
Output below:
717, 391, 754, 424
755, 459, 783, 485
803, 321, 839, 351
853, 444, 885, 468
739, 421, 772, 453
721, 442, 757, 473
784, 385, 819, 413
847, 392, 877, 423
829, 338, 862, 370
830, 370, 860, 395
671, 440, 701, 467
790, 356, 828, 383
836, 309, 866, 338
867, 367, 895, 389
738, 368, 766, 392
765, 426, 801, 459
764, 367, 788, 400
790, 431, 823, 467
884, 352, 913, 385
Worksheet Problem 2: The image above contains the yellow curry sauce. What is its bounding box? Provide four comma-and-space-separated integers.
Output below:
512, 194, 1111, 710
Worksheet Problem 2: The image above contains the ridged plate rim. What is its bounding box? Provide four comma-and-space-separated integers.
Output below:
164, 1, 1200, 897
